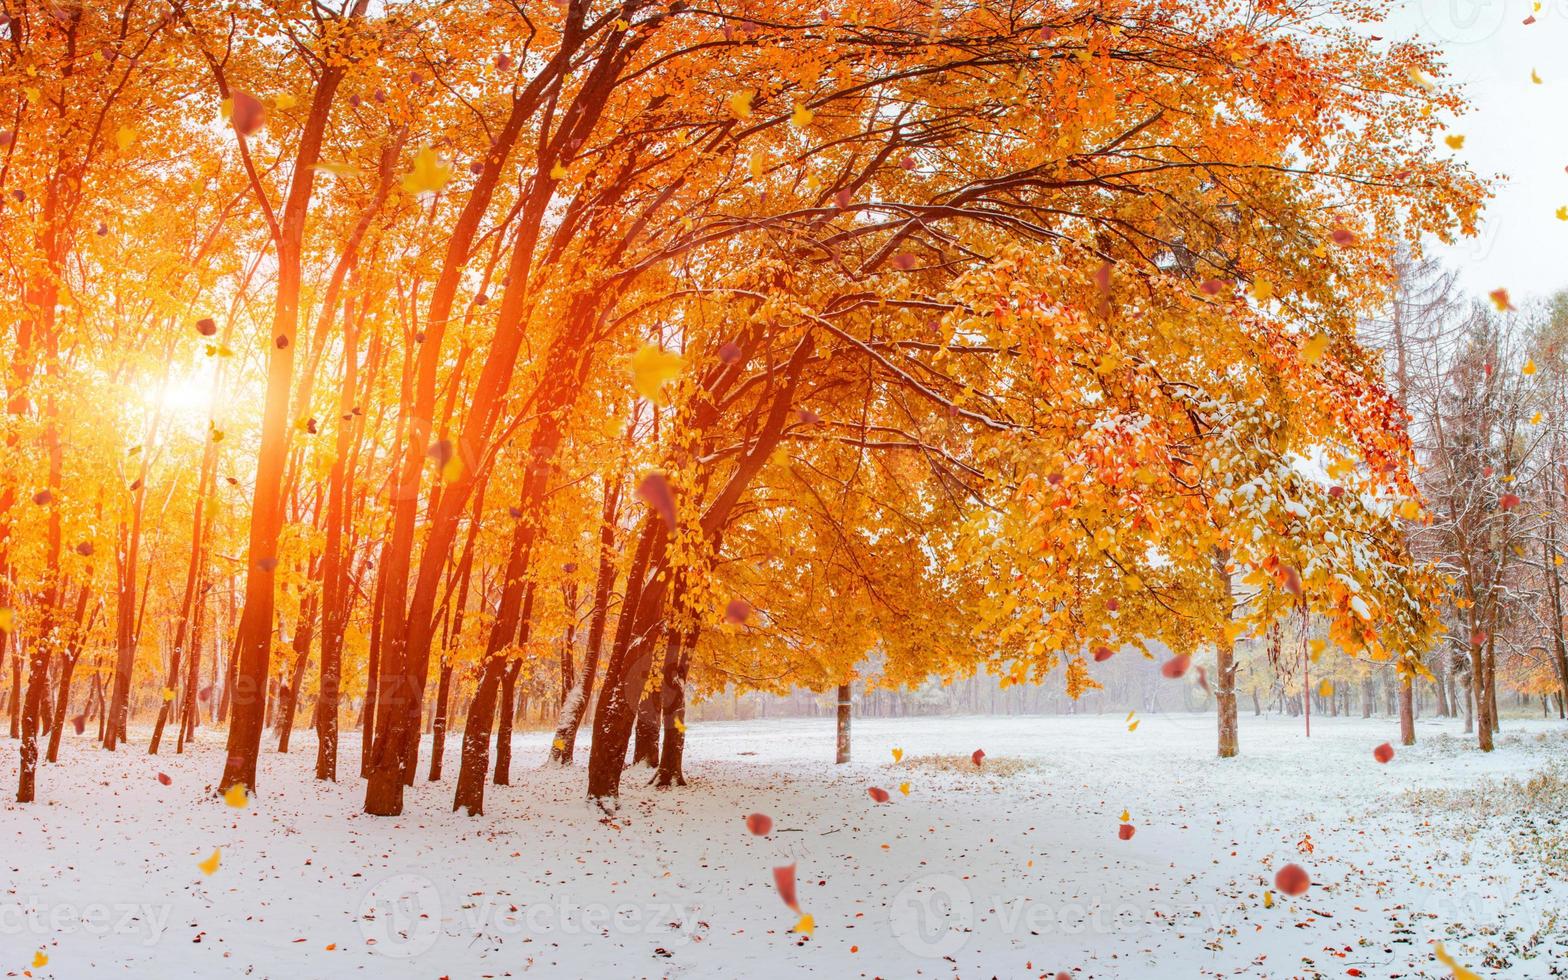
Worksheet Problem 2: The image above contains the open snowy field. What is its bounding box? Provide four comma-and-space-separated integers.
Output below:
4, 712, 1566, 979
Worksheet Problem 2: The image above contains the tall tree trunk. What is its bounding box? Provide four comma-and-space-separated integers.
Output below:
550, 472, 622, 764
1214, 550, 1238, 758
493, 660, 521, 786
654, 628, 694, 788
218, 13, 363, 797
632, 687, 661, 768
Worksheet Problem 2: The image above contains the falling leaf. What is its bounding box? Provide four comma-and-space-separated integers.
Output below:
116, 125, 137, 150
728, 90, 754, 120
1532, 68, 1543, 84
867, 786, 890, 803
1263, 890, 1274, 909
791, 102, 814, 127
898, 782, 910, 796
158, 772, 172, 785
552, 737, 565, 751
1274, 863, 1310, 896
1373, 742, 1394, 764
1500, 492, 1520, 510
1444, 134, 1465, 150
971, 748, 986, 766
1119, 809, 1130, 822
1302, 333, 1330, 365
1117, 824, 1135, 840
636, 472, 677, 527
723, 599, 751, 625
793, 913, 814, 936
1557, 207, 1568, 222
1434, 941, 1482, 980
773, 863, 800, 912
198, 849, 221, 875
0, 608, 16, 632
1523, 357, 1537, 375
161, 687, 176, 702
630, 343, 684, 405
1161, 655, 1191, 679
673, 716, 686, 733
1318, 679, 1334, 698
1532, 411, 1543, 425
1093, 645, 1115, 662
33, 951, 47, 968
746, 812, 773, 835
891, 747, 903, 762
1490, 288, 1514, 312
226, 91, 266, 136
550, 161, 568, 180
401, 146, 454, 196
223, 783, 249, 808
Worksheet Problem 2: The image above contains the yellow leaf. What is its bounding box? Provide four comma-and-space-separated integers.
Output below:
793, 913, 814, 936
315, 160, 363, 178
440, 454, 463, 485
673, 716, 686, 733
898, 781, 910, 796
550, 161, 568, 180
401, 146, 453, 196
1557, 206, 1568, 221
630, 344, 684, 405
223, 783, 249, 808
1318, 680, 1334, 697
1263, 890, 1274, 909
116, 125, 137, 150
891, 747, 903, 762
1532, 69, 1542, 85
1433, 942, 1481, 980
728, 90, 754, 120
1399, 500, 1421, 520
791, 102, 814, 127
0, 608, 13, 632
553, 737, 565, 750
198, 849, 221, 875
1119, 809, 1130, 822
161, 687, 176, 702
1523, 358, 1537, 375
1309, 638, 1326, 661
23, 86, 40, 103
614, 17, 630, 30
273, 93, 297, 110
1444, 134, 1465, 150
1250, 278, 1274, 302
33, 951, 47, 968
1127, 720, 1139, 731
749, 149, 766, 179
1532, 411, 1543, 425
1303, 333, 1330, 365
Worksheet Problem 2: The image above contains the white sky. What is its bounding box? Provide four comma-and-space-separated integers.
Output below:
1383, 0, 1568, 303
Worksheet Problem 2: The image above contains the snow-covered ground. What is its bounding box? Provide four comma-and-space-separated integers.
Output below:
3, 710, 1566, 979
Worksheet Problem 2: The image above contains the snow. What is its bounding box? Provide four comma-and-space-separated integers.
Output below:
4, 711, 1566, 978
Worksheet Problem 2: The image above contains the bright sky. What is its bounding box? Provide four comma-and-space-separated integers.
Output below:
1384, 0, 1568, 303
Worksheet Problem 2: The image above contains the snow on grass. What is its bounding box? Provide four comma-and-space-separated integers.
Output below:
3, 711, 1567, 978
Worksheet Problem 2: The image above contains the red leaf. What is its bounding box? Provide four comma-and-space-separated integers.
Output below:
229, 91, 266, 137
637, 472, 677, 527
867, 786, 890, 803
773, 863, 799, 912
1500, 493, 1520, 510
1372, 742, 1394, 764
1161, 655, 1191, 679
157, 772, 172, 786
1117, 823, 1135, 840
971, 748, 986, 767
1274, 863, 1310, 896
1093, 645, 1115, 662
745, 812, 772, 835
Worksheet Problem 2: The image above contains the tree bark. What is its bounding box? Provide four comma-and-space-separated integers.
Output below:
835, 683, 852, 764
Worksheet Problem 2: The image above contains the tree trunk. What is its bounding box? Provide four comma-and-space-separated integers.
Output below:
633, 688, 661, 768
493, 660, 520, 786
654, 628, 694, 788
550, 472, 622, 764
835, 683, 852, 764
219, 23, 362, 798
428, 661, 453, 782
